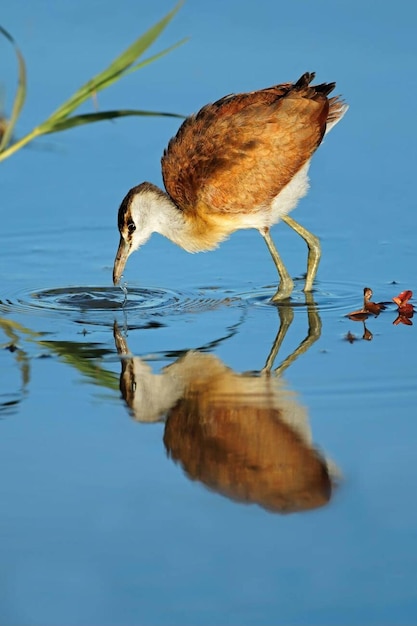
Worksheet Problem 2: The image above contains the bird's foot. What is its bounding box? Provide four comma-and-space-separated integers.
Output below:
270, 280, 294, 302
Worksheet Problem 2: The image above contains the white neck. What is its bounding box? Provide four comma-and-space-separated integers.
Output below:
129, 185, 193, 251
129, 183, 231, 253
149, 190, 188, 245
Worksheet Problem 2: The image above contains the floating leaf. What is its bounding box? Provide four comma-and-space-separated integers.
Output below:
392, 290, 413, 307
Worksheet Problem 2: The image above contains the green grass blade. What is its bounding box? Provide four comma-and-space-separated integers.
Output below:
45, 109, 185, 133
125, 37, 188, 76
47, 1, 184, 125
82, 36, 188, 99
0, 25, 27, 152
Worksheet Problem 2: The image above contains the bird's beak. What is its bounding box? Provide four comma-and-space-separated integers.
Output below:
113, 237, 131, 285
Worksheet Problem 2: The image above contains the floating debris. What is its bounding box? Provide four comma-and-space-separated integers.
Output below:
393, 290, 414, 326
347, 287, 386, 320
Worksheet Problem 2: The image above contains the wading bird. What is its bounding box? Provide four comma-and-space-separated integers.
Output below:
113, 72, 347, 299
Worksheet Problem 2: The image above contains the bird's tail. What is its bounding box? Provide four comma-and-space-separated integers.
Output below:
294, 72, 348, 133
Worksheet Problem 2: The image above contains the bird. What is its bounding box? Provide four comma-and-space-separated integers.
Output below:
113, 72, 347, 300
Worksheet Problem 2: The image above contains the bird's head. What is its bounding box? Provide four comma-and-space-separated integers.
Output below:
113, 182, 163, 285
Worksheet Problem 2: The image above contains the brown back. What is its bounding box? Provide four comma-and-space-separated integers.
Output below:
162, 72, 340, 216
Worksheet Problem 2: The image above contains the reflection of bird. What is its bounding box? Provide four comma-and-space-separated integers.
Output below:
113, 72, 347, 299
114, 325, 183, 423
113, 323, 336, 514
163, 352, 333, 513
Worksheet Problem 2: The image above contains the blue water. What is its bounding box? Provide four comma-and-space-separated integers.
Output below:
1, 1, 417, 624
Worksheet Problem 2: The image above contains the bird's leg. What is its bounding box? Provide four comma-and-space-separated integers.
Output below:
260, 228, 294, 300
282, 215, 321, 292
262, 304, 294, 372
274, 292, 322, 376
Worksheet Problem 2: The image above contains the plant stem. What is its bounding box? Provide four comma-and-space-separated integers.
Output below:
0, 127, 42, 161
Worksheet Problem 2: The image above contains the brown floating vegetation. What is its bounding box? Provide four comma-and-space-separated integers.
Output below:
347, 287, 386, 320
346, 286, 414, 336
392, 290, 414, 326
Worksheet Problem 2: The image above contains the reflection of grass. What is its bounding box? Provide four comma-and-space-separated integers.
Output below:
0, 317, 119, 392
0, 318, 35, 408
0, 2, 186, 161
40, 340, 119, 391
0, 317, 41, 343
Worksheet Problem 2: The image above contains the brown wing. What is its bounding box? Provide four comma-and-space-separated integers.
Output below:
161, 72, 338, 215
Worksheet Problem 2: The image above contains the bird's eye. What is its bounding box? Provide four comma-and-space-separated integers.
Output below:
127, 221, 136, 235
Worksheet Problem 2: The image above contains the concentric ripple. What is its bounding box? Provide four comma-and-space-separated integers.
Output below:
0, 281, 387, 324
30, 286, 178, 312
0, 285, 243, 329
0, 286, 184, 329
238, 280, 370, 313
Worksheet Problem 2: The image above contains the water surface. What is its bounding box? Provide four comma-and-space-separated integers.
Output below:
1, 1, 417, 624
